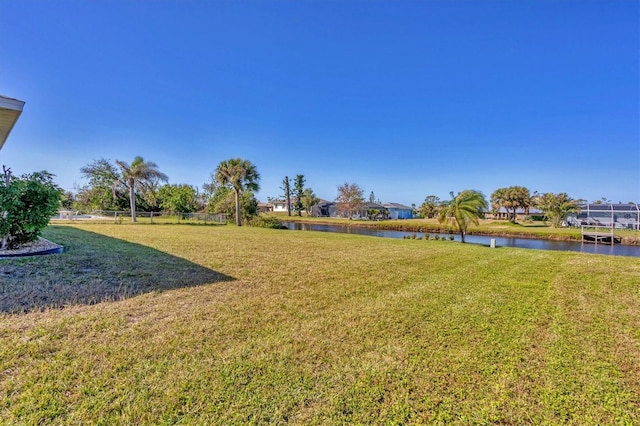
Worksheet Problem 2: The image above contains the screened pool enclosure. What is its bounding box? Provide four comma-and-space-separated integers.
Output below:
567, 203, 640, 230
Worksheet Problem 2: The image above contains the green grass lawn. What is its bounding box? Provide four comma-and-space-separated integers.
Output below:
1, 223, 639, 424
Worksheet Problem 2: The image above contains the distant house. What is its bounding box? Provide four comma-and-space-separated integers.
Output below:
312, 201, 414, 220
383, 203, 414, 220
257, 202, 272, 213
271, 198, 300, 214
331, 202, 387, 219
486, 207, 543, 221
311, 200, 337, 217
270, 200, 289, 213
361, 202, 388, 220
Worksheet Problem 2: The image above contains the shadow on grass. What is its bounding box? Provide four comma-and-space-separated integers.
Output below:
0, 226, 234, 314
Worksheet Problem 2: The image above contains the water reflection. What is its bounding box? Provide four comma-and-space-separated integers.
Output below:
284, 222, 640, 258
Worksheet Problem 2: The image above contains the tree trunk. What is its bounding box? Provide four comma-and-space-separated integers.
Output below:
234, 188, 242, 226
455, 216, 466, 243
1, 167, 12, 249
129, 180, 137, 223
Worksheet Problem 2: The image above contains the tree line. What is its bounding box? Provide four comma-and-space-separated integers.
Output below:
69, 156, 323, 226
417, 186, 581, 229
67, 156, 583, 233
66, 156, 262, 226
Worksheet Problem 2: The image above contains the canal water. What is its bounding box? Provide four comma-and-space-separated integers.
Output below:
284, 222, 640, 258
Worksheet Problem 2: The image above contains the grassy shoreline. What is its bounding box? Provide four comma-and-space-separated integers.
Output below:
276, 214, 640, 245
1, 223, 639, 423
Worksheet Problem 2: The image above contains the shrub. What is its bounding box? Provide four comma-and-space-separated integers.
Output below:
249, 214, 287, 229
0, 171, 62, 249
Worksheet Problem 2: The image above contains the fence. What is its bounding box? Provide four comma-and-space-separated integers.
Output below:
51, 210, 227, 225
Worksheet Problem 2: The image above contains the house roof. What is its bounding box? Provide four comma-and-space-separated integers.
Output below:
0, 95, 25, 151
315, 199, 334, 207
383, 202, 413, 210
364, 202, 386, 209
270, 197, 298, 204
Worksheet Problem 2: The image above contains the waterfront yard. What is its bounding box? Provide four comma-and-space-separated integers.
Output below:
276, 214, 640, 243
1, 223, 639, 424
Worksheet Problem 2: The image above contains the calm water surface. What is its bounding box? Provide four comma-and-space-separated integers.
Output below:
284, 222, 640, 258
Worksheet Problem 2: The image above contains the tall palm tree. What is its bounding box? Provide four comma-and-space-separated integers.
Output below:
438, 190, 488, 243
115, 156, 168, 222
215, 158, 260, 226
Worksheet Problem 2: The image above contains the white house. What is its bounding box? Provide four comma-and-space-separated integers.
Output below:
270, 198, 301, 213
271, 200, 290, 213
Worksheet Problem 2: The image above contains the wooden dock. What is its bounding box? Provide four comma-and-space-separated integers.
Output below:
581, 225, 620, 245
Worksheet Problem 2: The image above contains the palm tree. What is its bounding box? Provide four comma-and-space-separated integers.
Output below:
490, 186, 532, 222
215, 158, 260, 226
115, 156, 168, 222
533, 192, 579, 228
438, 190, 488, 243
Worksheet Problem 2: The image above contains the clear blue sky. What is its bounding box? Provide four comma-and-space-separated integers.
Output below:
1, 0, 638, 205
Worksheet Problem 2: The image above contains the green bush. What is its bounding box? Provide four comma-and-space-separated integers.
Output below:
249, 214, 287, 229
0, 171, 62, 249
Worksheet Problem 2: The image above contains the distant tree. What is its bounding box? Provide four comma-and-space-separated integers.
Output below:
79, 158, 124, 211
115, 156, 168, 222
60, 191, 75, 210
300, 188, 319, 216
534, 192, 579, 228
419, 195, 442, 219
158, 184, 198, 214
207, 186, 234, 217
490, 186, 531, 222
369, 191, 376, 204
336, 182, 365, 218
242, 192, 259, 221
281, 176, 292, 216
198, 172, 220, 211
215, 158, 260, 226
293, 174, 305, 216
206, 186, 257, 223
201, 173, 218, 199
139, 176, 164, 212
438, 190, 488, 243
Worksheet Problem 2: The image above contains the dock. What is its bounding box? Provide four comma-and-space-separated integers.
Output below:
581, 225, 620, 245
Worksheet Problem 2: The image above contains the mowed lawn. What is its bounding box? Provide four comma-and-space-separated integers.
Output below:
1, 224, 639, 424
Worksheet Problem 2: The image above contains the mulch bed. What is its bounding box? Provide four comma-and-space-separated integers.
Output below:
0, 238, 64, 258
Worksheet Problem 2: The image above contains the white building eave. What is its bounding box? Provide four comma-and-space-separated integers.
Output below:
0, 95, 26, 151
